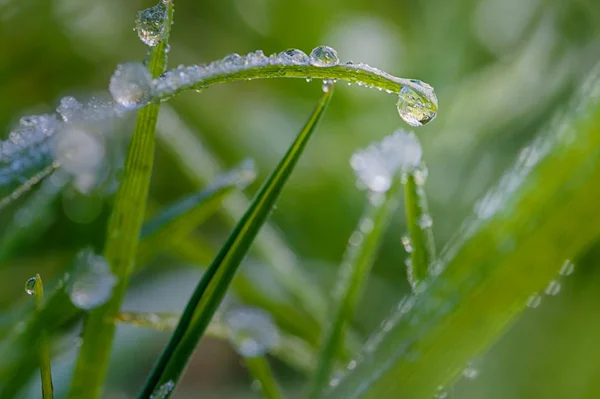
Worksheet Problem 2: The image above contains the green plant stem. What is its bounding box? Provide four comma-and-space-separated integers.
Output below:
310, 180, 401, 398
67, 3, 174, 398
33, 274, 53, 399
244, 357, 285, 399
404, 171, 436, 290
138, 87, 333, 399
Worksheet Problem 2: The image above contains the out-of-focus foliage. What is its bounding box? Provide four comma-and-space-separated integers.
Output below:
1, 0, 600, 398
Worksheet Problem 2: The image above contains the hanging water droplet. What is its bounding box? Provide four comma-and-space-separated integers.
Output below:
309, 45, 339, 67
397, 84, 438, 127
135, 2, 167, 47
279, 48, 309, 65
544, 280, 561, 296
109, 63, 153, 110
149, 380, 175, 399
402, 235, 413, 253
322, 79, 334, 92
24, 277, 36, 295
224, 306, 280, 358
68, 248, 117, 310
526, 293, 542, 308
305, 78, 312, 83
559, 260, 575, 276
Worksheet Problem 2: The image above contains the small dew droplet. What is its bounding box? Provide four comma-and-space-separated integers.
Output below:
149, 381, 175, 399
402, 235, 413, 253
559, 260, 575, 276
418, 214, 433, 229
135, 2, 167, 47
544, 280, 561, 296
322, 79, 334, 92
397, 85, 437, 127
109, 63, 153, 110
462, 364, 479, 380
526, 293, 542, 308
309, 45, 339, 67
25, 277, 36, 295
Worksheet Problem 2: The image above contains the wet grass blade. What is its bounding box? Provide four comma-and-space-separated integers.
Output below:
244, 357, 285, 399
138, 87, 333, 398
115, 311, 315, 374
31, 274, 54, 399
67, 2, 174, 398
310, 180, 402, 398
326, 64, 600, 399
137, 159, 256, 265
403, 167, 436, 290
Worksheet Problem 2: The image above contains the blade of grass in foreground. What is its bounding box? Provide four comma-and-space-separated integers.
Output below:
403, 166, 436, 290
327, 63, 600, 399
138, 86, 334, 398
310, 180, 401, 398
27, 275, 53, 399
68, 2, 174, 398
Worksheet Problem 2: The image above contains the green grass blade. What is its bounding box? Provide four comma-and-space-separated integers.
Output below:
30, 274, 54, 399
115, 311, 315, 374
67, 2, 174, 398
403, 167, 436, 290
244, 357, 285, 399
310, 179, 402, 398
137, 160, 256, 265
138, 87, 334, 398
326, 64, 600, 399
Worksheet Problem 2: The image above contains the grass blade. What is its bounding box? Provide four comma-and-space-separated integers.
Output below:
115, 311, 315, 374
138, 87, 334, 398
403, 166, 436, 290
29, 274, 54, 399
326, 63, 600, 398
244, 357, 285, 399
137, 159, 256, 265
67, 2, 174, 398
310, 180, 402, 398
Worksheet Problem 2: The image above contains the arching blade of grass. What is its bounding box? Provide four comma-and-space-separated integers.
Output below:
326, 64, 600, 399
137, 159, 256, 266
138, 87, 334, 399
404, 167, 436, 290
115, 311, 314, 374
30, 275, 53, 399
244, 357, 285, 399
310, 180, 402, 398
67, 2, 174, 398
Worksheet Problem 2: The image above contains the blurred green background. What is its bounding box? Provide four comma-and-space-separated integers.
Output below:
2, 0, 600, 397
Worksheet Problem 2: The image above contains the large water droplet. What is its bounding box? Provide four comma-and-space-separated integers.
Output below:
109, 63, 153, 110
397, 83, 437, 127
68, 248, 117, 310
280, 49, 309, 65
24, 276, 36, 295
309, 45, 339, 67
224, 306, 279, 358
135, 2, 167, 47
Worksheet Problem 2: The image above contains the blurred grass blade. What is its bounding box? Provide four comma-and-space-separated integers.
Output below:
31, 274, 54, 399
244, 357, 285, 399
138, 87, 333, 398
157, 105, 329, 323
67, 2, 175, 398
310, 180, 401, 398
137, 159, 256, 265
326, 64, 600, 399
115, 311, 314, 374
403, 166, 436, 290
0, 162, 59, 211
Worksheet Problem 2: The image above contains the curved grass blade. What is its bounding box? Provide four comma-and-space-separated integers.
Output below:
137, 159, 256, 265
310, 180, 402, 398
29, 275, 54, 399
244, 357, 285, 399
67, 2, 175, 398
138, 87, 334, 398
115, 311, 314, 375
0, 162, 60, 211
403, 167, 436, 290
326, 63, 600, 399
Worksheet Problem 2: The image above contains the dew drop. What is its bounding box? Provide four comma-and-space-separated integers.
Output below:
559, 260, 575, 276
347, 360, 357, 370
109, 63, 153, 110
149, 380, 175, 399
401, 235, 413, 253
279, 48, 309, 65
24, 277, 36, 295
222, 53, 244, 66
224, 306, 280, 358
526, 293, 542, 308
305, 78, 312, 83
462, 363, 479, 380
359, 217, 374, 234
57, 96, 84, 122
322, 79, 334, 92
397, 85, 437, 127
68, 248, 117, 310
135, 2, 167, 47
309, 45, 339, 67
544, 280, 561, 296
418, 214, 433, 229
